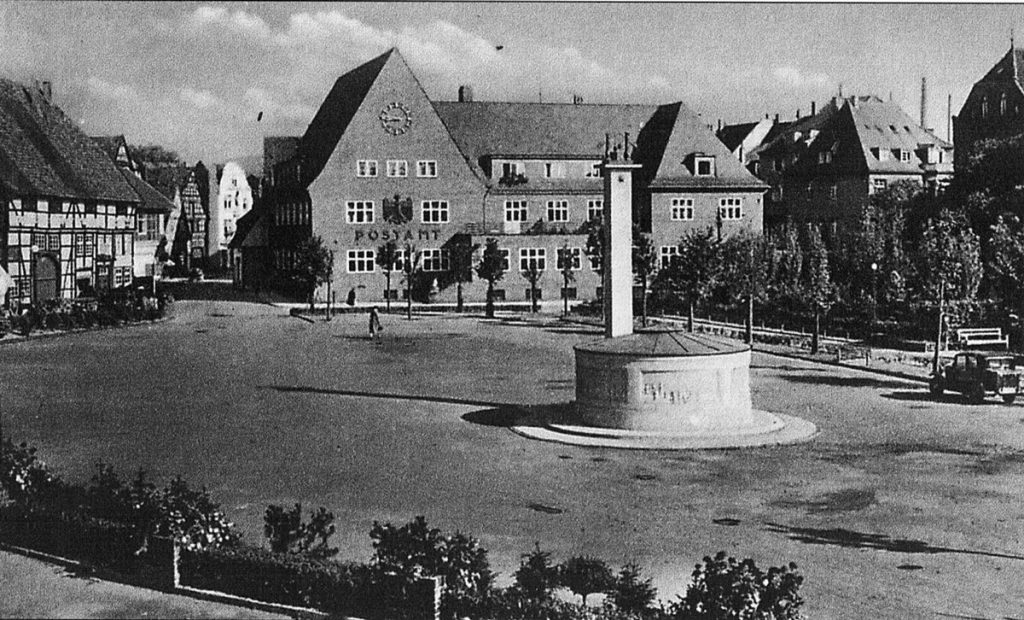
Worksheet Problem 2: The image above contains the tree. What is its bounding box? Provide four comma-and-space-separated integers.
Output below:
402, 242, 417, 320
662, 228, 724, 332
722, 232, 770, 344
130, 143, 183, 169
610, 563, 658, 616
558, 556, 614, 607
633, 226, 658, 327
800, 225, 836, 354
376, 240, 400, 313
989, 215, 1024, 351
583, 219, 604, 278
440, 235, 477, 312
521, 251, 543, 313
294, 236, 333, 312
475, 238, 506, 319
557, 242, 577, 317
513, 543, 558, 602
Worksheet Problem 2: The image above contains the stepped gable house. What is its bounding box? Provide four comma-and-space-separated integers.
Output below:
260, 48, 766, 303
752, 95, 952, 230
0, 79, 140, 304
953, 45, 1024, 171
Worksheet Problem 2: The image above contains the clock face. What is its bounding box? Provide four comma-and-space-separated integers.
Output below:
379, 102, 412, 135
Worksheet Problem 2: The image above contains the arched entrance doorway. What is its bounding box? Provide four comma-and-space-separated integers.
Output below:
33, 254, 59, 302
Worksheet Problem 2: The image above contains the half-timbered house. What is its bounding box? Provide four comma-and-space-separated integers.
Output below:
0, 79, 139, 305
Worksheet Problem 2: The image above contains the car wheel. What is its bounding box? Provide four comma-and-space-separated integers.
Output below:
928, 377, 944, 396
1002, 394, 1016, 405
968, 382, 986, 404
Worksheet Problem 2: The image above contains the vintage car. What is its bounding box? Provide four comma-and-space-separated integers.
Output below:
929, 351, 1021, 404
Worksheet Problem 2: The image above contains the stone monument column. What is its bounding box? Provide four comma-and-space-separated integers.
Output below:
602, 151, 642, 339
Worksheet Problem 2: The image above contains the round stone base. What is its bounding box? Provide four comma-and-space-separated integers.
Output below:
511, 409, 817, 450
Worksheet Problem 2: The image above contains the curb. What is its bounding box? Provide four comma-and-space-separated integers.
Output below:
0, 315, 175, 346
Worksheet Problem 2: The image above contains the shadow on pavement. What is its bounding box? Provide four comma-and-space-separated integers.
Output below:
882, 390, 1008, 406
260, 385, 505, 409
780, 374, 913, 390
764, 522, 1024, 561
462, 403, 576, 429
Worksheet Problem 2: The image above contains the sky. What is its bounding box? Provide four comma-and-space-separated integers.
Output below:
2, 1, 1023, 169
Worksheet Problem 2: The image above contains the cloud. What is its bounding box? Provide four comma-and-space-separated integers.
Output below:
774, 65, 832, 89
179, 87, 223, 110
243, 87, 316, 123
85, 76, 139, 102
185, 6, 272, 40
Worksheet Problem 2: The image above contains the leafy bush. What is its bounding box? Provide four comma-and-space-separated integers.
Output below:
671, 552, 804, 620
264, 503, 337, 558
180, 544, 370, 612
0, 440, 59, 507
512, 542, 559, 602
370, 515, 494, 618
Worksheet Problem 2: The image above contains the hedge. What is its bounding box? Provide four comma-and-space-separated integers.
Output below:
0, 505, 142, 569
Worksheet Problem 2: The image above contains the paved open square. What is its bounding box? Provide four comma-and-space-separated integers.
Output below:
2, 299, 1023, 618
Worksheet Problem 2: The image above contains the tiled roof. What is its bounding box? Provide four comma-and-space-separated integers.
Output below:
91, 135, 126, 162
228, 206, 266, 249
293, 49, 392, 184
0, 78, 139, 203
979, 47, 1024, 85
717, 122, 760, 152
118, 168, 174, 214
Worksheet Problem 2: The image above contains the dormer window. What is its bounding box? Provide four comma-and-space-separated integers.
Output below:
694, 155, 716, 177
586, 161, 602, 178
898, 149, 911, 163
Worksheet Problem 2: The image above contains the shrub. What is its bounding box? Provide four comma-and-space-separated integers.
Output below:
560, 555, 615, 606
0, 440, 59, 507
671, 552, 804, 620
264, 503, 337, 558
370, 516, 494, 618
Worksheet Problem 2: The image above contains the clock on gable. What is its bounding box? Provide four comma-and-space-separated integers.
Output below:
379, 102, 412, 136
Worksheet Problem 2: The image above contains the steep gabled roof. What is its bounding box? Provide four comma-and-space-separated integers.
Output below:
650, 101, 766, 189
716, 122, 760, 152
118, 168, 174, 214
0, 78, 139, 203
293, 49, 392, 183
979, 47, 1024, 85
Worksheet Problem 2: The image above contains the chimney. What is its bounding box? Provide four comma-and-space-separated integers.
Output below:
458, 84, 473, 102
811, 101, 816, 116
717, 119, 722, 132
947, 93, 953, 142
572, 94, 584, 105
774, 113, 780, 123
796, 109, 801, 119
920, 77, 928, 129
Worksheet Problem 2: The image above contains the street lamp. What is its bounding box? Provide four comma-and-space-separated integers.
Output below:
870, 262, 878, 324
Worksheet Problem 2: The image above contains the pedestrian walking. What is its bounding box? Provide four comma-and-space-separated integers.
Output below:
346, 287, 357, 306
369, 306, 383, 343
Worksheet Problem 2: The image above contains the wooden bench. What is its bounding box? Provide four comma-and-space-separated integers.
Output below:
956, 327, 1009, 349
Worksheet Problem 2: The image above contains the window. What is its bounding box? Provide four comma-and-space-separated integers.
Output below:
346, 200, 375, 224
899, 150, 911, 163
873, 178, 888, 192
356, 160, 378, 177
805, 183, 813, 197
556, 247, 582, 271
660, 246, 680, 269
49, 200, 62, 214
420, 248, 448, 272
589, 250, 601, 271
75, 233, 85, 256
115, 204, 127, 216
546, 200, 569, 222
421, 200, 449, 223
694, 156, 715, 177
519, 248, 546, 271
1001, 93, 1007, 116
491, 289, 506, 301
773, 157, 783, 172
22, 198, 37, 211
561, 287, 577, 300
417, 160, 437, 177
586, 162, 602, 178
771, 185, 783, 201
671, 197, 694, 221
818, 151, 833, 164
47, 233, 60, 251
718, 197, 743, 220
981, 97, 989, 118
84, 233, 94, 256
504, 200, 528, 222
543, 162, 565, 178
501, 162, 522, 178
829, 184, 838, 200
382, 289, 398, 300
347, 249, 375, 273
587, 199, 603, 221
525, 288, 543, 301
499, 249, 511, 271
386, 160, 408, 177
